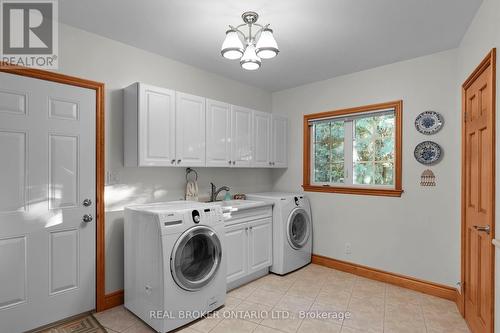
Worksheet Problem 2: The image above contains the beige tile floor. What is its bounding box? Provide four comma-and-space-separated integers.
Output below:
94, 264, 470, 333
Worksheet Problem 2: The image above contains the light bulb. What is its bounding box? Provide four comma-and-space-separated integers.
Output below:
221, 29, 244, 60
240, 44, 261, 70
256, 28, 279, 59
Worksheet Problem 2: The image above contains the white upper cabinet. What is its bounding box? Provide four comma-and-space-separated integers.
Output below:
175, 92, 206, 167
252, 111, 271, 167
206, 99, 231, 167
231, 105, 253, 167
124, 82, 176, 167
124, 82, 288, 168
271, 115, 288, 168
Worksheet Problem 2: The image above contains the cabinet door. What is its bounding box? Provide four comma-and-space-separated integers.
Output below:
272, 115, 288, 168
248, 218, 272, 274
206, 99, 232, 167
225, 224, 248, 284
252, 111, 271, 167
138, 84, 176, 166
175, 92, 206, 167
231, 105, 253, 167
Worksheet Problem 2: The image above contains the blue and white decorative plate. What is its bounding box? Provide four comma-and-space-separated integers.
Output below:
415, 111, 443, 134
414, 141, 442, 165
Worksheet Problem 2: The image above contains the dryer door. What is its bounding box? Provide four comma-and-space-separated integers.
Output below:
286, 208, 311, 249
171, 226, 222, 291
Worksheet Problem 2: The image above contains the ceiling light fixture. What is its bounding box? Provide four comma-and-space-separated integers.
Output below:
221, 11, 279, 70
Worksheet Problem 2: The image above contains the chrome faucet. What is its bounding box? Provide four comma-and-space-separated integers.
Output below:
210, 182, 230, 202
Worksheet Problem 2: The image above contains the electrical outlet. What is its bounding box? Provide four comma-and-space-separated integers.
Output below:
345, 242, 352, 255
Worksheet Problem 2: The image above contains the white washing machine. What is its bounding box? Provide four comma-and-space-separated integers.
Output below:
246, 193, 312, 275
124, 201, 226, 333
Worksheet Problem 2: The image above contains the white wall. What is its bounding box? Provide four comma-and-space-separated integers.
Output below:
272, 49, 460, 286
456, 0, 500, 329
56, 24, 274, 293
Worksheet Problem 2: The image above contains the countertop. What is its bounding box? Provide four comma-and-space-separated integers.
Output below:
212, 199, 273, 213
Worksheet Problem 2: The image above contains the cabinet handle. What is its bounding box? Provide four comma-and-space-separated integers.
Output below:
268, 161, 272, 165
228, 160, 232, 165
177, 159, 181, 164
232, 161, 236, 165
171, 159, 175, 164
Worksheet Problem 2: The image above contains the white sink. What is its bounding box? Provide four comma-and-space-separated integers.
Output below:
210, 200, 266, 211
212, 199, 248, 207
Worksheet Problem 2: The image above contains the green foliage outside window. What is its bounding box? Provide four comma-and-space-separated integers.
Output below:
312, 112, 395, 186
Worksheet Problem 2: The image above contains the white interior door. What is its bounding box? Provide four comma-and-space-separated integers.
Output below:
206, 99, 231, 167
175, 92, 206, 167
0, 72, 96, 332
252, 111, 271, 167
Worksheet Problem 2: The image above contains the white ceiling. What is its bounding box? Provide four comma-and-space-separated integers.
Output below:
59, 0, 482, 92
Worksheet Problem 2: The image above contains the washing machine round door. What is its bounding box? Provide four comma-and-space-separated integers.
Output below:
286, 208, 311, 249
171, 226, 222, 291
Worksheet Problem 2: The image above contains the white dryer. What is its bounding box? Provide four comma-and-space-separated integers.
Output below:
124, 201, 226, 333
246, 193, 312, 275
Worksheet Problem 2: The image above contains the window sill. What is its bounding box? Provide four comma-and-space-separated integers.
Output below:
302, 184, 404, 197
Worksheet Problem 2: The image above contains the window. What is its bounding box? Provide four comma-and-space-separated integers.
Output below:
303, 101, 403, 197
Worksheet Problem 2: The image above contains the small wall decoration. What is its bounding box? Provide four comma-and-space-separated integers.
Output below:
415, 111, 443, 134
414, 141, 442, 165
420, 169, 436, 186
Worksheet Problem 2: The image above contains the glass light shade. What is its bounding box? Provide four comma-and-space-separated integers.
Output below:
221, 29, 244, 60
240, 44, 261, 70
255, 28, 279, 59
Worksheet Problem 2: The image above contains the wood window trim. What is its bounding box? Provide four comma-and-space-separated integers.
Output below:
303, 100, 403, 197
0, 62, 111, 311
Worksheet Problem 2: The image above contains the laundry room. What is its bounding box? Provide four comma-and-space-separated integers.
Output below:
0, 0, 499, 333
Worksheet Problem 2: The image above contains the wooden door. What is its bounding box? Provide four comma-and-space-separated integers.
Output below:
175, 92, 206, 167
253, 111, 271, 167
206, 99, 232, 167
0, 72, 96, 332
462, 49, 496, 333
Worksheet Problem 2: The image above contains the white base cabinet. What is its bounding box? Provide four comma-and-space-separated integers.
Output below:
225, 207, 273, 288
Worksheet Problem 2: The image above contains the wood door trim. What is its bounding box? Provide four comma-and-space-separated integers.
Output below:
312, 254, 458, 301
0, 63, 108, 312
459, 48, 496, 329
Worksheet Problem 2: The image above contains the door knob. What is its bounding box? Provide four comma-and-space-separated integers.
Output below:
473, 225, 490, 234
83, 198, 92, 207
83, 214, 93, 223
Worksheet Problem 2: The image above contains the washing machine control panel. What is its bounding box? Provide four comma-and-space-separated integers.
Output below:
294, 196, 305, 206
157, 206, 223, 231
188, 207, 223, 225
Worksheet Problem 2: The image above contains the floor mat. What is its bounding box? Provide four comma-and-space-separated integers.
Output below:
35, 313, 107, 333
